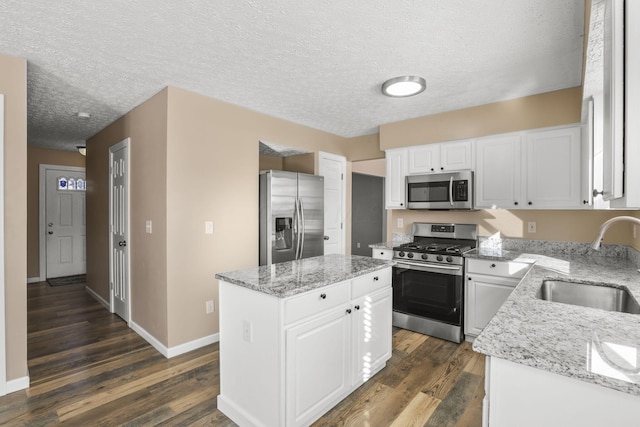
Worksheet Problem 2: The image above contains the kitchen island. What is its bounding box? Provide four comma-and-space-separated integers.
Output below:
215, 254, 394, 427
471, 249, 640, 426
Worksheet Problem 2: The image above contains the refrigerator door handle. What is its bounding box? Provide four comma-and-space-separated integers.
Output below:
293, 197, 300, 260
299, 197, 305, 258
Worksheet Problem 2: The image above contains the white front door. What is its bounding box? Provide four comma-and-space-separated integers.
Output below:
319, 152, 346, 255
110, 139, 130, 322
45, 167, 86, 278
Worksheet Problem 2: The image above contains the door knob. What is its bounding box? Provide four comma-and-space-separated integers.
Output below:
323, 236, 329, 240
48, 231, 53, 235
118, 241, 127, 247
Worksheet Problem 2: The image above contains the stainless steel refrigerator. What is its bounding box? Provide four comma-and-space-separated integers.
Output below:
259, 170, 324, 265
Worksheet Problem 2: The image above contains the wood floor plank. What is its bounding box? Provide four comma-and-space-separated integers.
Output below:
0, 282, 485, 426
389, 391, 442, 427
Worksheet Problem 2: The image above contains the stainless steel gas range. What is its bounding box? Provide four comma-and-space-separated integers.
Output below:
392, 223, 477, 343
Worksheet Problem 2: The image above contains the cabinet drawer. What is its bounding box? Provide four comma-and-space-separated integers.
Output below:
466, 258, 532, 279
285, 281, 350, 325
352, 268, 391, 299
371, 248, 393, 260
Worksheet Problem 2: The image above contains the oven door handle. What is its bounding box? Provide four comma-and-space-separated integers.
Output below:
395, 261, 462, 274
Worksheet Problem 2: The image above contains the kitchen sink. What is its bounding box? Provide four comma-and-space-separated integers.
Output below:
537, 280, 640, 314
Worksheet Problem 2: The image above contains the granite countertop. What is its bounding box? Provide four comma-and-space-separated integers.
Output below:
369, 242, 395, 250
472, 252, 640, 396
215, 254, 394, 298
464, 247, 539, 263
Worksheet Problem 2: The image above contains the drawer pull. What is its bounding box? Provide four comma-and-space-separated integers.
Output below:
320, 293, 327, 300
373, 276, 379, 281
354, 305, 360, 311
346, 308, 352, 314
490, 264, 496, 268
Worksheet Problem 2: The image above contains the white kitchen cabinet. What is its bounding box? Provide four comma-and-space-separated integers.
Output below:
475, 134, 522, 209
385, 148, 408, 209
286, 305, 351, 426
485, 356, 640, 427
407, 139, 473, 174
475, 125, 581, 209
351, 287, 392, 387
525, 126, 581, 208
465, 258, 531, 339
371, 248, 393, 260
217, 267, 392, 427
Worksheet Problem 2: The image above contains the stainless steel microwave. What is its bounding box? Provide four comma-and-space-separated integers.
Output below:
406, 170, 474, 210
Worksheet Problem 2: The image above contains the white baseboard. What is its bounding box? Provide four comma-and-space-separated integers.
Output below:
85, 286, 110, 310
27, 277, 43, 284
130, 320, 219, 359
6, 375, 29, 394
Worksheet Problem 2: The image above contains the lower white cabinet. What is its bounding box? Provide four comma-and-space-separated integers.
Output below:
371, 247, 393, 260
218, 268, 392, 427
465, 259, 532, 338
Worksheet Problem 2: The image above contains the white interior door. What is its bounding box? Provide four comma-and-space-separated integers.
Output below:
45, 168, 86, 278
319, 152, 346, 255
110, 139, 130, 322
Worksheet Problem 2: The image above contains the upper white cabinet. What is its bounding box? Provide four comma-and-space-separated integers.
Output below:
475, 134, 523, 209
584, 0, 640, 208
475, 125, 582, 209
385, 148, 408, 209
407, 140, 473, 174
525, 126, 581, 208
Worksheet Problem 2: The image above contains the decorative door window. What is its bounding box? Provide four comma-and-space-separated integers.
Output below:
77, 178, 86, 191
68, 178, 76, 190
57, 176, 86, 191
58, 177, 68, 190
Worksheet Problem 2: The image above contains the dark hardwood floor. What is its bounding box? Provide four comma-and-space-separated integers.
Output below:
0, 281, 484, 426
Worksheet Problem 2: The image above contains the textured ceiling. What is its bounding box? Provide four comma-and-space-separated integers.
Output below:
0, 0, 585, 151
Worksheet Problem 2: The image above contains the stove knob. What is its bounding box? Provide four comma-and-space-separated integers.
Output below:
446, 256, 453, 263
398, 251, 405, 257
407, 253, 414, 258
436, 255, 443, 262
421, 254, 428, 260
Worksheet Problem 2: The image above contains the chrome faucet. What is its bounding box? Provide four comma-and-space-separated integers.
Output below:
590, 216, 640, 250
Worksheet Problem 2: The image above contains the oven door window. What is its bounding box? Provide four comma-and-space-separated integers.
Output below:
393, 267, 462, 324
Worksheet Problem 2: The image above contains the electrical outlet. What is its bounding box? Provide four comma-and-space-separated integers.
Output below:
242, 320, 253, 342
205, 221, 214, 234
206, 300, 214, 314
528, 222, 537, 233
146, 220, 152, 234
397, 218, 404, 228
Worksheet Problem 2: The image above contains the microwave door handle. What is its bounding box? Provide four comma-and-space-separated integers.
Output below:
449, 176, 454, 207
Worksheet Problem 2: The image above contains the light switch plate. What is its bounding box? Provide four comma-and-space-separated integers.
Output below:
205, 221, 214, 234
397, 218, 404, 228
146, 220, 152, 234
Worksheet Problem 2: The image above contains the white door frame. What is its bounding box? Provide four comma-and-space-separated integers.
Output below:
109, 138, 131, 324
318, 151, 346, 255
37, 164, 86, 282
0, 94, 7, 395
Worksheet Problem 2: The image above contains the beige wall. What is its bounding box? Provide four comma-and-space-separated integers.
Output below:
26, 147, 85, 278
258, 154, 283, 171
380, 87, 583, 150
1, 53, 28, 381
388, 209, 635, 246
283, 153, 315, 174
344, 133, 384, 161
86, 88, 170, 344
352, 158, 385, 177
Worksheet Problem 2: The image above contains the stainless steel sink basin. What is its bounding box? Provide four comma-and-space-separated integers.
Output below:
537, 280, 640, 314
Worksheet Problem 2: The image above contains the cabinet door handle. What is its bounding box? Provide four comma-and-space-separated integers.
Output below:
346, 308, 352, 314
528, 201, 532, 205
514, 201, 519, 206
320, 293, 327, 300
490, 264, 496, 268
354, 305, 360, 311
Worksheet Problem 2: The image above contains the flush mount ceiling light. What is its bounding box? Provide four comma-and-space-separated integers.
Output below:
381, 76, 426, 97
76, 145, 86, 156
76, 112, 91, 119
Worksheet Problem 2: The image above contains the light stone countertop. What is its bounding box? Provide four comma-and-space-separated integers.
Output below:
215, 254, 394, 298
368, 242, 396, 250
471, 251, 640, 396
